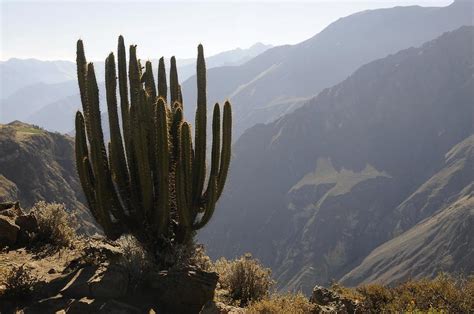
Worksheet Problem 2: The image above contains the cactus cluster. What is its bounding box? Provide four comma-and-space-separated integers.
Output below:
75, 36, 231, 246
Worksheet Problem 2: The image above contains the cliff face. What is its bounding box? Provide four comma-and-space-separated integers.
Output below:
341, 136, 474, 286
0, 121, 93, 229
199, 27, 474, 292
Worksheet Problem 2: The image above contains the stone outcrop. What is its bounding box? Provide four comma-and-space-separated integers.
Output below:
310, 285, 360, 313
13, 241, 219, 313
0, 201, 38, 248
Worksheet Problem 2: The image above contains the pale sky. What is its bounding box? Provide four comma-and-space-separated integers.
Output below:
0, 0, 453, 61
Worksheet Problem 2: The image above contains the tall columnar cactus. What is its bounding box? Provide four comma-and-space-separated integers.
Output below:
75, 36, 232, 246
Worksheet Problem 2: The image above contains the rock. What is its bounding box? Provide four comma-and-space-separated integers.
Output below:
88, 264, 129, 299
96, 299, 142, 313
60, 266, 97, 297
310, 286, 339, 305
15, 213, 39, 245
200, 301, 245, 314
0, 201, 22, 215
15, 214, 38, 233
310, 285, 360, 314
66, 297, 96, 313
0, 214, 20, 246
0, 202, 22, 219
146, 268, 219, 313
60, 264, 129, 300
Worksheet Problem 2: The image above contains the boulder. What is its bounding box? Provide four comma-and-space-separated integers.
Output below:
60, 266, 97, 297
146, 268, 219, 313
88, 264, 129, 299
0, 214, 20, 246
60, 264, 129, 300
310, 285, 360, 314
0, 201, 22, 218
15, 214, 38, 233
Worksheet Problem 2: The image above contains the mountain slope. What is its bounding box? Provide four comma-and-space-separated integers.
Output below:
0, 80, 78, 124
341, 135, 474, 286
181, 0, 473, 140
0, 59, 76, 99
0, 121, 92, 228
199, 26, 474, 293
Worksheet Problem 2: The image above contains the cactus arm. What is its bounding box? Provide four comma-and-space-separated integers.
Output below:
131, 89, 154, 218
205, 103, 221, 198
75, 111, 97, 219
85, 62, 122, 237
193, 175, 217, 230
157, 57, 168, 102
105, 53, 130, 207
176, 122, 194, 242
126, 45, 143, 213
181, 122, 194, 212
76, 40, 92, 140
144, 61, 157, 100
177, 84, 183, 105
217, 101, 232, 198
154, 98, 170, 234
192, 44, 207, 205
117, 36, 131, 163
169, 56, 179, 105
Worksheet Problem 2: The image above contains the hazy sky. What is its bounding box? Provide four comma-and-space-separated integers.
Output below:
1, 0, 453, 61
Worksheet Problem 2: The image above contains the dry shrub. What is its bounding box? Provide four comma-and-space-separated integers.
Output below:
30, 201, 77, 248
356, 273, 474, 312
116, 235, 153, 290
1, 265, 39, 299
356, 283, 394, 312
247, 292, 315, 314
330, 281, 363, 302
214, 253, 275, 306
189, 244, 213, 271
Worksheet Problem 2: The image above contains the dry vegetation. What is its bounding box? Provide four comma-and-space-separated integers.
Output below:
213, 253, 275, 307
1, 203, 472, 313
30, 201, 77, 248
1, 265, 40, 300
355, 274, 474, 313
247, 292, 316, 313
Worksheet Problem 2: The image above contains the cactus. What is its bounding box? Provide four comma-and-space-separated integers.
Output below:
75, 36, 232, 249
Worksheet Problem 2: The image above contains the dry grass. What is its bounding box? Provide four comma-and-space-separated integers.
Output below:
116, 235, 153, 290
214, 253, 275, 307
1, 265, 39, 299
189, 244, 213, 272
30, 201, 77, 248
356, 273, 474, 312
247, 292, 315, 314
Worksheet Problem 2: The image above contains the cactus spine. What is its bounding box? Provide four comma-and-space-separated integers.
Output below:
75, 37, 232, 247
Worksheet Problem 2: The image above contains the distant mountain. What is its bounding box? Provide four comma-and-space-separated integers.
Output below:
0, 80, 78, 124
181, 0, 474, 140
199, 26, 474, 293
341, 135, 474, 286
0, 59, 76, 99
177, 43, 272, 80
1, 43, 271, 132
0, 121, 93, 230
